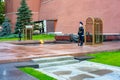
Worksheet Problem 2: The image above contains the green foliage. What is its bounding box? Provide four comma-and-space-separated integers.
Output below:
19, 67, 56, 80
0, 34, 55, 41
0, 1, 5, 25
15, 0, 33, 33
0, 33, 24, 38
33, 34, 55, 40
0, 34, 18, 38
0, 17, 11, 36
0, 34, 20, 42
88, 50, 120, 67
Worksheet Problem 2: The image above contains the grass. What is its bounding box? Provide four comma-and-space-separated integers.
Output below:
19, 67, 56, 80
33, 34, 55, 40
88, 50, 120, 67
0, 34, 55, 41
0, 37, 18, 41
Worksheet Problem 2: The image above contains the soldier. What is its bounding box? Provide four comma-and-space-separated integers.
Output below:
78, 22, 84, 46
18, 29, 22, 41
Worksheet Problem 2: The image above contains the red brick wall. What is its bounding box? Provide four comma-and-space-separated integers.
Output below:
39, 0, 120, 34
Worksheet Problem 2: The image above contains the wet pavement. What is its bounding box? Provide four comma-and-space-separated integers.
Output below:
0, 41, 120, 63
31, 55, 120, 80
0, 41, 120, 80
0, 61, 37, 80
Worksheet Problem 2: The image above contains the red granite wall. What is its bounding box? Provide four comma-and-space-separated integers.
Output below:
5, 0, 120, 35
5, 0, 40, 32
39, 0, 120, 34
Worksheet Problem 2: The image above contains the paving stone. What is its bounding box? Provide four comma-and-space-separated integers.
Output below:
0, 61, 37, 80
53, 71, 72, 75
90, 69, 113, 76
0, 70, 37, 80
69, 74, 94, 80
77, 67, 99, 72
0, 41, 120, 63
85, 72, 120, 80
36, 61, 120, 80
0, 41, 120, 80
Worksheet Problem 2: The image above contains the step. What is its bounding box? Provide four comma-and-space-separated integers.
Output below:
74, 56, 94, 61
38, 60, 79, 68
32, 56, 74, 63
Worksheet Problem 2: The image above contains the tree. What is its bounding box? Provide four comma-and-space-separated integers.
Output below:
0, 17, 11, 36
0, 0, 5, 25
15, 0, 32, 33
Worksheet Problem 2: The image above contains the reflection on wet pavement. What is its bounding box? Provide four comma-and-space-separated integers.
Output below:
0, 41, 120, 63
0, 61, 37, 80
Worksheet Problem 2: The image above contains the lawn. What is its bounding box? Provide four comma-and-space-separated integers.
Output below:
19, 67, 56, 80
0, 34, 55, 41
88, 50, 120, 67
33, 34, 55, 40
